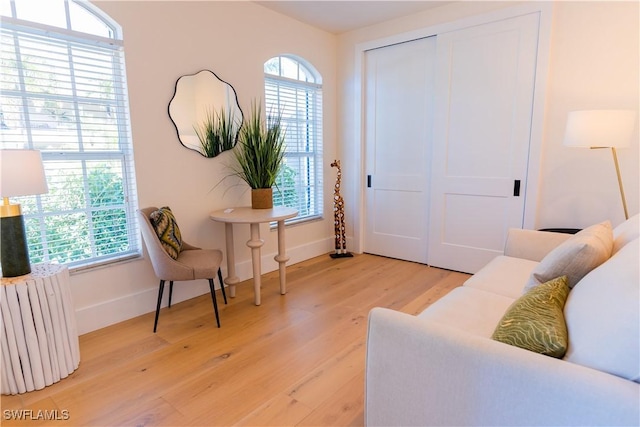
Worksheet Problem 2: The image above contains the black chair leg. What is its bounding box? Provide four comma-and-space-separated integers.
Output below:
168, 281, 174, 308
208, 278, 221, 328
218, 268, 227, 304
153, 279, 165, 333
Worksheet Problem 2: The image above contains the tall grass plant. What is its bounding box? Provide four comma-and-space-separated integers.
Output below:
232, 101, 285, 189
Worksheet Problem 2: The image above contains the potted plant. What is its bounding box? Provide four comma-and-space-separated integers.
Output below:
232, 101, 285, 209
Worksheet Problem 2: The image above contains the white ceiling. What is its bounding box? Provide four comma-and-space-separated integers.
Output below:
255, 1, 452, 34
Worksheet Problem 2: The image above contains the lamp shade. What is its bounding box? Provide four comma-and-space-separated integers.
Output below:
563, 110, 636, 148
0, 149, 48, 198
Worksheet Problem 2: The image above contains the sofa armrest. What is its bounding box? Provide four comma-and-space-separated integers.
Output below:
504, 228, 572, 261
365, 308, 639, 426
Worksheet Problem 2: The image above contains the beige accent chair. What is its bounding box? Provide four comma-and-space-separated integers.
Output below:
137, 207, 226, 332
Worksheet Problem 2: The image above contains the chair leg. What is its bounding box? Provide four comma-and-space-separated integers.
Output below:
153, 279, 166, 333
208, 278, 221, 328
218, 268, 227, 304
168, 281, 174, 308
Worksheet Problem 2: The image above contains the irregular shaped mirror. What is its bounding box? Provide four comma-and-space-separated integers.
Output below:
168, 70, 243, 157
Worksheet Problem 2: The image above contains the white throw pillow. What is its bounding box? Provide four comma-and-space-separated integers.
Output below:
523, 221, 613, 292
563, 238, 639, 382
613, 213, 640, 255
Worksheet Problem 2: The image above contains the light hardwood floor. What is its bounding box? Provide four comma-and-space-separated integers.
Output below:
1, 253, 469, 426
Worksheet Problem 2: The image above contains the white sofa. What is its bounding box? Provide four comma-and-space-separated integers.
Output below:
365, 215, 640, 426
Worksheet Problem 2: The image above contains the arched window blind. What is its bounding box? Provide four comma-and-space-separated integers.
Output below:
0, 0, 140, 269
264, 55, 323, 223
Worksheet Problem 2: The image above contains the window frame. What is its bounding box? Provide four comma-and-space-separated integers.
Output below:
0, 0, 140, 271
264, 54, 323, 226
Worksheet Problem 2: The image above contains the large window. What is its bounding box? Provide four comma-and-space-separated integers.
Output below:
264, 55, 323, 223
0, 0, 139, 269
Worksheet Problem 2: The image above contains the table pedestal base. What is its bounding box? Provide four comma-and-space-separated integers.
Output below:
212, 207, 297, 306
1, 264, 79, 395
247, 223, 265, 305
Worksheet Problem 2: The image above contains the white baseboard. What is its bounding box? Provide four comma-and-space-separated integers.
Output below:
75, 237, 333, 335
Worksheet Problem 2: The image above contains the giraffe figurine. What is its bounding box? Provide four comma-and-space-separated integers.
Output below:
330, 160, 353, 258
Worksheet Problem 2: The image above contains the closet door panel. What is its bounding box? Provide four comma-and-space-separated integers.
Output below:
428, 13, 540, 273
363, 37, 436, 264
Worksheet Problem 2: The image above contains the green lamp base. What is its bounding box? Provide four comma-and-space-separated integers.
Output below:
1, 214, 31, 277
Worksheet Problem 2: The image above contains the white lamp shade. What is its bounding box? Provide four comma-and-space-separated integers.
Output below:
563, 110, 637, 148
0, 149, 48, 198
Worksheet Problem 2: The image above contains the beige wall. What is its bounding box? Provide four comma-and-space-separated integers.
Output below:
336, 0, 639, 245
74, 1, 337, 334
539, 1, 639, 228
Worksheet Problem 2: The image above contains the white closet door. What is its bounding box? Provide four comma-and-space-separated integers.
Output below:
428, 13, 540, 273
363, 37, 436, 264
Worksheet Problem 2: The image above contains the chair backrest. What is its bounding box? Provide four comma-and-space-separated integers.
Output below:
137, 207, 192, 280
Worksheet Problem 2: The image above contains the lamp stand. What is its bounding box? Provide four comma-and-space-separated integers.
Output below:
592, 147, 629, 221
1, 197, 31, 277
610, 147, 629, 220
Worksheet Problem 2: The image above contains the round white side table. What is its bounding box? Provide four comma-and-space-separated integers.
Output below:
1, 263, 80, 395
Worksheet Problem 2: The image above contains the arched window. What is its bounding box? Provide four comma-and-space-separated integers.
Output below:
1, 0, 140, 268
264, 55, 323, 223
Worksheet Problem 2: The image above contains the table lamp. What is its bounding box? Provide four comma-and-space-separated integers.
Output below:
0, 149, 48, 277
563, 110, 636, 220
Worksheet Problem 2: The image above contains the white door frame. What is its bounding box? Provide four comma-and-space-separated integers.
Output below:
352, 2, 553, 254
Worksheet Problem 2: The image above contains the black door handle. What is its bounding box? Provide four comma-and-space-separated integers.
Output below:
513, 180, 521, 197
367, 175, 372, 188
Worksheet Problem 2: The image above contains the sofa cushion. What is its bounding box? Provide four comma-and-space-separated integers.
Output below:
418, 287, 515, 338
564, 238, 640, 382
613, 213, 639, 255
524, 221, 613, 292
149, 206, 183, 260
492, 276, 570, 358
464, 255, 538, 299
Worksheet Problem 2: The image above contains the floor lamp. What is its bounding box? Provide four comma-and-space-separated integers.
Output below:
563, 110, 636, 220
0, 149, 48, 277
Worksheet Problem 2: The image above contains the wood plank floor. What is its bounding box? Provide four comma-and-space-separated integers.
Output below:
1, 253, 469, 426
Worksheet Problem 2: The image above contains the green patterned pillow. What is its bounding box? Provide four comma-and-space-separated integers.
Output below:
149, 206, 183, 259
492, 276, 570, 358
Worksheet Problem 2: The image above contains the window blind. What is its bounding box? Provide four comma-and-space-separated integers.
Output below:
0, 13, 140, 269
265, 71, 323, 223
